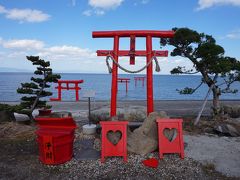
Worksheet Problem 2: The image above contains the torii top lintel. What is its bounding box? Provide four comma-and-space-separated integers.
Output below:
92, 30, 174, 61
92, 30, 174, 38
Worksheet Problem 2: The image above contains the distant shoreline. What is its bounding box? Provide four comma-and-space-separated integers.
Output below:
1, 99, 240, 102
2, 100, 240, 117
0, 71, 202, 76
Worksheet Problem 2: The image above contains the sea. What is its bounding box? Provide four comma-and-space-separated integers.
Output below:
0, 72, 240, 101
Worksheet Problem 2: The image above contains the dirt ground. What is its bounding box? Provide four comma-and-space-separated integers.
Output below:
0, 120, 239, 180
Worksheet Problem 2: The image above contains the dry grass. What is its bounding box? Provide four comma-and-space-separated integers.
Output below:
0, 122, 36, 139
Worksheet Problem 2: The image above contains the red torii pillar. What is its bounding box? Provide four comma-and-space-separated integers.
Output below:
92, 30, 174, 117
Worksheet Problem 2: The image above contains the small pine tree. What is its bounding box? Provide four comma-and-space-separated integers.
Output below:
160, 27, 240, 117
17, 56, 61, 121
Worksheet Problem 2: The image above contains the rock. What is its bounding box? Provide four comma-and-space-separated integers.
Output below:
0, 111, 16, 122
14, 113, 30, 124
223, 105, 232, 114
204, 127, 214, 134
231, 105, 240, 118
90, 106, 147, 123
124, 106, 146, 122
214, 123, 240, 137
82, 124, 97, 135
223, 105, 240, 118
230, 117, 240, 124
93, 138, 101, 151
50, 111, 72, 118
127, 111, 169, 155
90, 108, 110, 124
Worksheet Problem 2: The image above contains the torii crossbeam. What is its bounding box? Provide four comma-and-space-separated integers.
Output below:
92, 30, 174, 117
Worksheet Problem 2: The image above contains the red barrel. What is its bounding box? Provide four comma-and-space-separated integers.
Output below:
35, 117, 77, 165
35, 117, 77, 130
36, 129, 74, 165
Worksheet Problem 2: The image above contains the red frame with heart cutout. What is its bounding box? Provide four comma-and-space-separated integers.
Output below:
156, 119, 184, 159
100, 121, 128, 163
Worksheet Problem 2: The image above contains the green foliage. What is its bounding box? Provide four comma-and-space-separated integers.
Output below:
0, 104, 16, 112
177, 87, 195, 94
171, 66, 196, 74
17, 88, 34, 94
160, 27, 240, 115
0, 103, 23, 113
19, 83, 39, 89
17, 56, 60, 117
161, 27, 240, 89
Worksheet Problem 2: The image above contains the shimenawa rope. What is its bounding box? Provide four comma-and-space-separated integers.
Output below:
105, 53, 160, 74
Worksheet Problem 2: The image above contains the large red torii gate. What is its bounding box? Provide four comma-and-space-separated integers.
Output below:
92, 30, 174, 117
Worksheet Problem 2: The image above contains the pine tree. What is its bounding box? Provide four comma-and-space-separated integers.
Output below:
160, 28, 240, 117
17, 56, 61, 121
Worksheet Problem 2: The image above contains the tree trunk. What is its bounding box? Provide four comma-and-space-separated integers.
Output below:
212, 86, 221, 116
28, 113, 34, 122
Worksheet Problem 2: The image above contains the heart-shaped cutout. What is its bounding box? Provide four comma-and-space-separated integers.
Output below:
106, 130, 122, 146
163, 128, 178, 142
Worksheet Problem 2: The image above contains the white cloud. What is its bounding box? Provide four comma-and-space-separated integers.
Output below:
220, 29, 240, 39
134, 0, 150, 6
226, 30, 240, 39
0, 37, 191, 74
83, 0, 124, 16
0, 38, 95, 60
0, 5, 7, 13
0, 37, 101, 73
82, 9, 105, 16
141, 0, 150, 4
7, 51, 28, 58
89, 0, 124, 9
38, 45, 96, 60
72, 0, 76, 6
2, 39, 45, 50
197, 0, 240, 10
95, 9, 105, 15
82, 10, 92, 16
0, 4, 50, 23
6, 9, 50, 23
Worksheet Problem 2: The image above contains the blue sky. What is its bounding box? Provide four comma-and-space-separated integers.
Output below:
0, 0, 239, 74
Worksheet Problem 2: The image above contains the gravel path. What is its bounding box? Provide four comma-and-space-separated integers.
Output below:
2, 101, 240, 179
185, 135, 240, 177
54, 154, 208, 180
0, 122, 239, 179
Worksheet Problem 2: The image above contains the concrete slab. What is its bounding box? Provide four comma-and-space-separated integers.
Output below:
74, 139, 100, 160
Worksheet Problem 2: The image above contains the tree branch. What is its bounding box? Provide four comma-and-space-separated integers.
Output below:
177, 81, 204, 94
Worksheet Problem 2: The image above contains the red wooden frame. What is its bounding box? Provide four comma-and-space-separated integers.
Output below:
117, 78, 130, 93
100, 121, 128, 163
93, 30, 174, 117
134, 76, 146, 87
50, 80, 84, 101
156, 119, 184, 159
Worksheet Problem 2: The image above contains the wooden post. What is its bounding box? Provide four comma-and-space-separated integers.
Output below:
130, 35, 136, 65
111, 36, 119, 117
75, 83, 79, 101
58, 82, 62, 101
126, 80, 128, 93
146, 35, 154, 115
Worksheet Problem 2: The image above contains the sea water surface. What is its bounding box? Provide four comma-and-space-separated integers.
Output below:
0, 72, 240, 101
